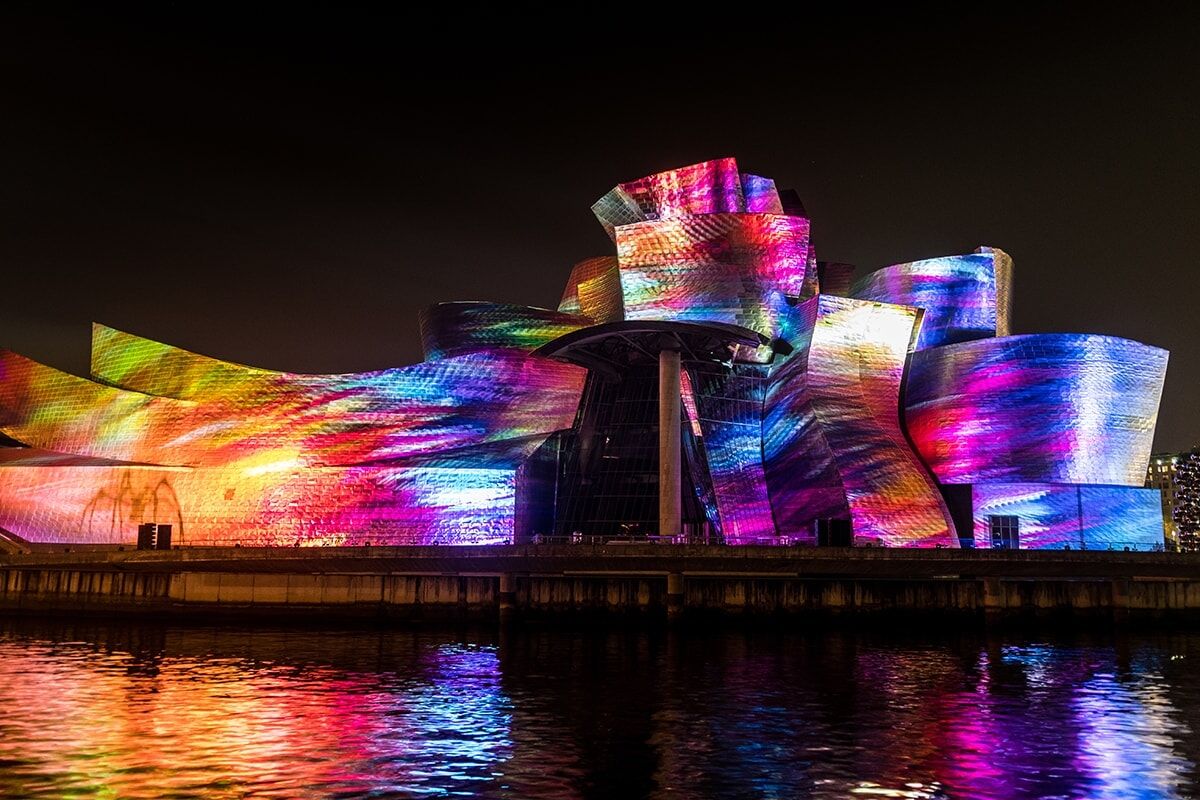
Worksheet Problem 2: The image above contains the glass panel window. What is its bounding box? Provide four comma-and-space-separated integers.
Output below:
989, 515, 1020, 549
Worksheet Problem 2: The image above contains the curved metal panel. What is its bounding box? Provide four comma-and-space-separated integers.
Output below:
850, 248, 1013, 349
615, 213, 813, 338
91, 322, 306, 399
591, 158, 745, 239
763, 296, 957, 546
2, 348, 586, 468
905, 334, 1168, 486
558, 256, 624, 321
417, 302, 589, 361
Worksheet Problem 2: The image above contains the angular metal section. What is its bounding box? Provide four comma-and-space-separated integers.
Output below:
740, 173, 784, 213
850, 248, 1013, 349
576, 264, 625, 323
417, 302, 590, 360
763, 296, 958, 546
615, 213, 813, 338
905, 334, 1168, 486
591, 158, 745, 239
558, 256, 623, 321
91, 322, 265, 397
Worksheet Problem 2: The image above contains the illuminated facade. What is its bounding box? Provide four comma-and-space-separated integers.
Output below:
0, 158, 1171, 549
1146, 453, 1183, 547
1173, 449, 1200, 552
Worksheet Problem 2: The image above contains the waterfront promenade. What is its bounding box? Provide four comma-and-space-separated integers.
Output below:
3, 543, 1200, 623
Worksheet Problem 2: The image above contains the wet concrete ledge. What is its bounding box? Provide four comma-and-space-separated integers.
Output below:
1, 545, 1199, 623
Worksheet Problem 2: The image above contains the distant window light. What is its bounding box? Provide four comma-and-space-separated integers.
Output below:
989, 515, 1019, 550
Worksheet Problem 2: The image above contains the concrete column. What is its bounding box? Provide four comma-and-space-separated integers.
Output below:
1111, 578, 1130, 623
498, 573, 517, 624
659, 348, 682, 541
666, 571, 685, 622
981, 577, 1005, 619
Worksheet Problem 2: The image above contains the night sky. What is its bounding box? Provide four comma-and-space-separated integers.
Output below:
2, 7, 1197, 451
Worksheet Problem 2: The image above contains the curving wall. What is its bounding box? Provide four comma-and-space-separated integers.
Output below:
591, 158, 748, 239
3, 347, 585, 468
558, 256, 624, 323
905, 334, 1168, 486
417, 302, 589, 361
850, 248, 1012, 349
763, 296, 957, 546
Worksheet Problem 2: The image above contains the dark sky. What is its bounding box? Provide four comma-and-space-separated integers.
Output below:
2, 6, 1197, 451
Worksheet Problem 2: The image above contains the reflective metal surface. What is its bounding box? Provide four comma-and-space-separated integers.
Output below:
417, 302, 590, 361
764, 296, 957, 546
850, 248, 1013, 349
0, 158, 1173, 551
905, 334, 1169, 487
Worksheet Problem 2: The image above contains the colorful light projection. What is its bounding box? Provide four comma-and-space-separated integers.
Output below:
905, 334, 1168, 487
584, 158, 821, 342
615, 214, 813, 338
558, 256, 624, 322
417, 302, 590, 361
0, 158, 1174, 549
6, 344, 585, 468
740, 173, 785, 214
591, 157, 748, 239
0, 461, 522, 546
2, 331, 584, 545
763, 295, 958, 546
969, 483, 1164, 551
684, 363, 776, 544
850, 247, 1013, 349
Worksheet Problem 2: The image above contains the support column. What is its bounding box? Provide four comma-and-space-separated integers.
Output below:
666, 571, 685, 622
1111, 578, 1130, 624
498, 573, 517, 624
659, 348, 682, 541
981, 577, 1004, 620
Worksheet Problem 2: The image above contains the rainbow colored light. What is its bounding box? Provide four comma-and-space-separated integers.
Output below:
0, 157, 1171, 549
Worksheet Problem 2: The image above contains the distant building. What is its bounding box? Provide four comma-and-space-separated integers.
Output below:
1175, 449, 1200, 553
1147, 453, 1184, 548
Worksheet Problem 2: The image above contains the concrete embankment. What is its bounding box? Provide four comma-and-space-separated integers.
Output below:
2, 545, 1200, 624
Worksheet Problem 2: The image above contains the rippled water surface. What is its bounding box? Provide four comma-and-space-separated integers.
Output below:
0, 620, 1197, 798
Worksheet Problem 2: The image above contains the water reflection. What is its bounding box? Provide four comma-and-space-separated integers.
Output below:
0, 621, 1196, 798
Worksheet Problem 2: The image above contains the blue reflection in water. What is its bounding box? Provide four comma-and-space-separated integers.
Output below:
343, 644, 513, 796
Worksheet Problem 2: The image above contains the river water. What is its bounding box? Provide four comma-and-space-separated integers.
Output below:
0, 619, 1197, 799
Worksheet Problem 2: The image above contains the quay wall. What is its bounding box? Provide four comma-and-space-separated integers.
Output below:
2, 545, 1199, 623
